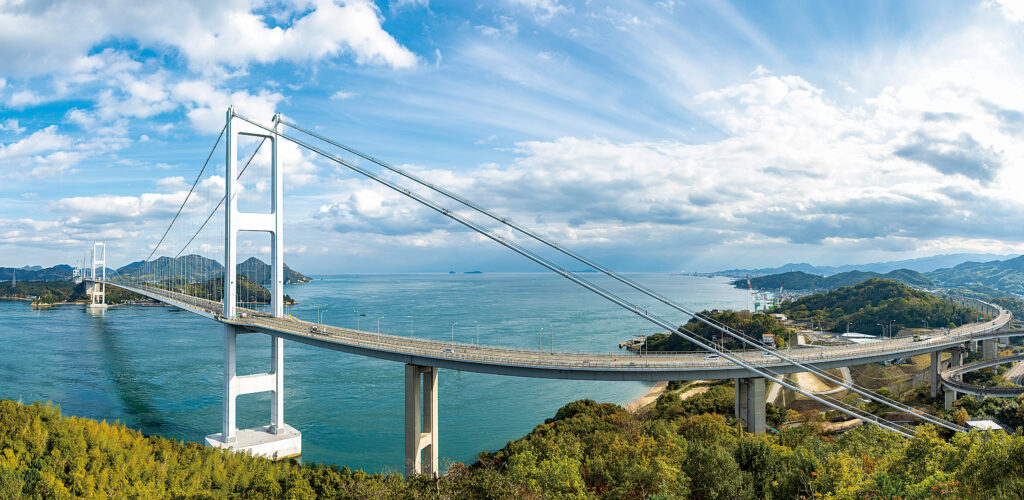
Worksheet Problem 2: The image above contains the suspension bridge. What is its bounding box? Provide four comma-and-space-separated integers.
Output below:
73, 108, 1013, 477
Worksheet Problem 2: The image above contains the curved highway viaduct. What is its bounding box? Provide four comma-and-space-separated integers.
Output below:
939, 353, 1024, 409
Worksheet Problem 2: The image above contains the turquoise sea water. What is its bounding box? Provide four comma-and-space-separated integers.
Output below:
0, 273, 748, 472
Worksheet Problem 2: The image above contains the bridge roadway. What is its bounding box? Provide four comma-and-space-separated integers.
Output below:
97, 280, 1012, 382
940, 353, 1024, 398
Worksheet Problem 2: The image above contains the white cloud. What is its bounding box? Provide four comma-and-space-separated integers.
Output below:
157, 176, 187, 189
506, 0, 568, 20
0, 119, 25, 134
171, 80, 284, 133
330, 90, 357, 100
992, 0, 1024, 22
0, 126, 71, 161
7, 89, 48, 108
391, 0, 429, 12
0, 0, 418, 77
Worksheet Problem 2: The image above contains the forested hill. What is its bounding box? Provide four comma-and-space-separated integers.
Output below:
734, 268, 932, 291
776, 278, 979, 333
646, 310, 791, 351
927, 254, 1024, 296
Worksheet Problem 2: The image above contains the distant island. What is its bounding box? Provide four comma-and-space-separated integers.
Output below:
733, 268, 932, 291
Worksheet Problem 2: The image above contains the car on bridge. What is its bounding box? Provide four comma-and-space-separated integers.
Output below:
704, 354, 720, 361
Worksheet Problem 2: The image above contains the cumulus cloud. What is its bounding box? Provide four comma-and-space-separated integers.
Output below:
0, 119, 27, 135
305, 60, 1024, 261
171, 80, 284, 132
314, 181, 449, 235
0, 0, 418, 78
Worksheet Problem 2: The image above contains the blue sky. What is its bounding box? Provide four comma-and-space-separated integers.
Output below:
2, 0, 1024, 273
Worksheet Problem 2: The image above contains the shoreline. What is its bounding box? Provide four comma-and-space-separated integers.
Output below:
624, 381, 669, 412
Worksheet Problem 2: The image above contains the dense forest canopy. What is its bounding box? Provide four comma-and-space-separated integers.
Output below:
777, 279, 980, 334
4, 389, 1024, 499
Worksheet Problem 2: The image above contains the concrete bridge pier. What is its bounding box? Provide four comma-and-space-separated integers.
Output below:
983, 339, 997, 360
405, 364, 439, 478
950, 348, 964, 374
734, 377, 766, 433
969, 340, 978, 353
205, 326, 301, 459
944, 386, 958, 410
930, 351, 940, 398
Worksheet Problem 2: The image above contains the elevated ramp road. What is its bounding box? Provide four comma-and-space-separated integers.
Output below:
940, 354, 1024, 398
94, 279, 1013, 382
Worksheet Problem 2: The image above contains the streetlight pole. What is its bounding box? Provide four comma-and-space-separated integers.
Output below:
354, 310, 360, 330
550, 324, 554, 354
451, 322, 458, 350
539, 327, 544, 355
474, 320, 479, 344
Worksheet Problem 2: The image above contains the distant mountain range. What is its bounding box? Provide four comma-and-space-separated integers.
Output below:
715, 253, 1014, 277
116, 256, 312, 285
737, 253, 1024, 299
0, 264, 74, 282
1, 257, 312, 286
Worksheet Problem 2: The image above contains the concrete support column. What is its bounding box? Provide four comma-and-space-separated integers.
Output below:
223, 325, 238, 443
983, 339, 997, 360
950, 348, 964, 375
969, 340, 978, 353
405, 364, 439, 478
734, 377, 766, 433
944, 387, 957, 410
930, 351, 940, 398
270, 335, 284, 435
734, 378, 748, 422
745, 377, 766, 434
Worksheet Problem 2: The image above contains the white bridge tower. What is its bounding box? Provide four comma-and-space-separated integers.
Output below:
87, 242, 107, 309
204, 107, 301, 459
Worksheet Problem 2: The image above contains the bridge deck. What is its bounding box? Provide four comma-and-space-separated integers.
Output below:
95, 280, 1013, 381
940, 353, 1024, 397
